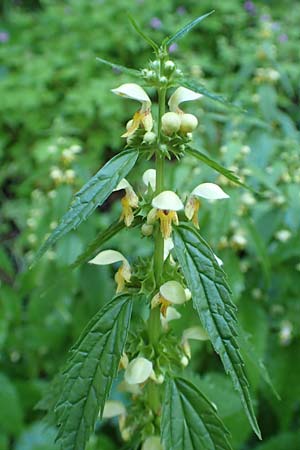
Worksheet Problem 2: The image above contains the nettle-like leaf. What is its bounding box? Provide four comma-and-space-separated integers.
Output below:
96, 57, 140, 77
185, 146, 252, 191
173, 224, 261, 439
165, 11, 215, 45
181, 78, 244, 110
33, 150, 138, 265
161, 376, 232, 450
128, 15, 158, 51
55, 294, 133, 450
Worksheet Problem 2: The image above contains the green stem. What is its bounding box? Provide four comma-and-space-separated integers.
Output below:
148, 59, 167, 344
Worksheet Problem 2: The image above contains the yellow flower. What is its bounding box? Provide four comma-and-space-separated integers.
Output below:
151, 280, 188, 317
111, 83, 153, 138
89, 249, 131, 293
185, 182, 229, 229
114, 179, 139, 227
152, 191, 183, 239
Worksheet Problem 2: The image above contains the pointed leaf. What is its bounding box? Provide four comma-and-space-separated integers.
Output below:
55, 294, 133, 450
166, 11, 215, 45
128, 15, 158, 51
32, 150, 138, 265
181, 78, 245, 111
161, 376, 232, 450
96, 57, 140, 77
185, 146, 253, 191
173, 224, 261, 439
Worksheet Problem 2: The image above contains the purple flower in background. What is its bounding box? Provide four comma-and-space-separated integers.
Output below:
260, 14, 271, 22
244, 1, 256, 14
271, 22, 281, 31
0, 31, 9, 43
176, 6, 186, 16
169, 43, 178, 54
150, 17, 162, 30
278, 33, 288, 43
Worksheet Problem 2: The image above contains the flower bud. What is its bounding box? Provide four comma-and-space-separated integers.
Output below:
126, 119, 134, 131
142, 436, 163, 450
142, 223, 153, 236
124, 357, 153, 385
161, 112, 181, 135
147, 208, 158, 225
164, 60, 175, 75
181, 355, 189, 367
180, 113, 198, 133
143, 131, 156, 144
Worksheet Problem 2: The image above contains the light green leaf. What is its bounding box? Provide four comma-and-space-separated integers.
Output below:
32, 150, 138, 265
173, 224, 261, 439
96, 57, 140, 77
55, 294, 133, 450
0, 373, 23, 435
161, 376, 232, 450
185, 146, 252, 191
166, 11, 215, 45
128, 15, 158, 51
181, 79, 244, 110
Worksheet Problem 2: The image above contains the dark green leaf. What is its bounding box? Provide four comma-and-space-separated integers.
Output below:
32, 150, 138, 266
96, 57, 140, 77
128, 15, 158, 51
181, 79, 245, 110
55, 294, 133, 450
185, 146, 253, 191
166, 11, 215, 45
161, 376, 232, 450
173, 224, 261, 439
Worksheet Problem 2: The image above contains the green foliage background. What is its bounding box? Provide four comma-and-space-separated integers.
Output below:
1, 0, 299, 449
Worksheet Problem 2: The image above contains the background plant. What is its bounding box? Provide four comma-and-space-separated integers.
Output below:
1, 1, 300, 449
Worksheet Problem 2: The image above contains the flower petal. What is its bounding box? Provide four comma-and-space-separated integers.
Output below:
163, 237, 174, 260
168, 86, 202, 112
111, 83, 151, 105
152, 190, 183, 211
114, 178, 131, 192
191, 182, 229, 200
125, 357, 153, 385
142, 436, 164, 450
102, 400, 126, 419
142, 169, 156, 191
89, 249, 126, 265
183, 326, 209, 341
160, 280, 187, 304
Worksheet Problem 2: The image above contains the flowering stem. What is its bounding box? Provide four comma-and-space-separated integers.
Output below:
149, 59, 167, 344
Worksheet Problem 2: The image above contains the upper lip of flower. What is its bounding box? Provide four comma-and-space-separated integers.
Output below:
168, 86, 202, 113
191, 182, 230, 200
152, 190, 184, 211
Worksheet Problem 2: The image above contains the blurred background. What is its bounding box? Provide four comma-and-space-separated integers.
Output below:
1, 0, 300, 449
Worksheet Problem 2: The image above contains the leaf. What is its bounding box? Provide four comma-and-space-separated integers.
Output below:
128, 15, 158, 51
173, 224, 261, 439
166, 11, 215, 45
237, 325, 280, 400
32, 150, 138, 266
181, 78, 245, 111
55, 294, 133, 450
161, 376, 232, 450
96, 57, 140, 77
71, 220, 125, 268
185, 146, 253, 191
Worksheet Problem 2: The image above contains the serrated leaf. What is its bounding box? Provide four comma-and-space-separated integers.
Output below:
166, 11, 215, 45
32, 150, 138, 266
173, 224, 261, 439
181, 78, 244, 110
96, 57, 140, 77
128, 15, 158, 51
161, 376, 232, 450
55, 294, 133, 450
185, 146, 253, 191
